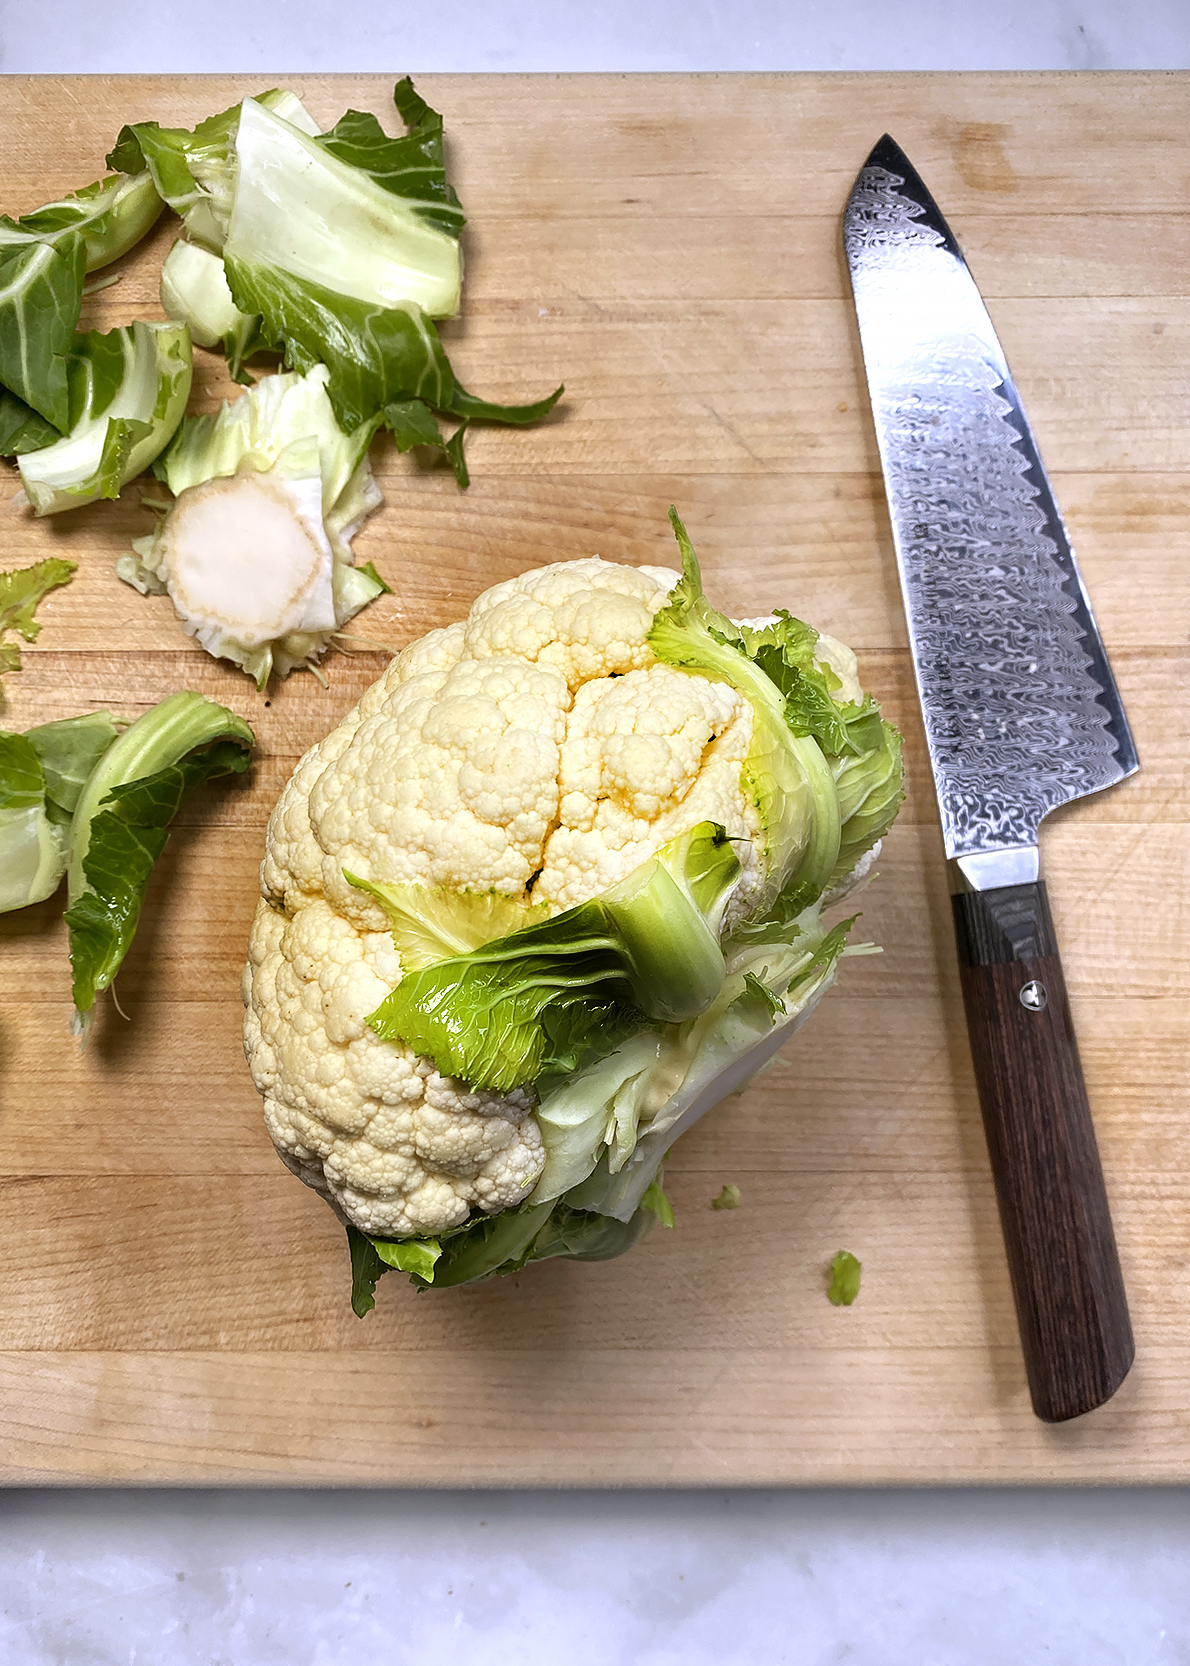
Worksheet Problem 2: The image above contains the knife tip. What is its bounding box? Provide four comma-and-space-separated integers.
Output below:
862, 132, 910, 173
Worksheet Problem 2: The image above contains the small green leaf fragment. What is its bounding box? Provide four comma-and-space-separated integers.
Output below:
0, 557, 78, 644
371, 1234, 442, 1283
741, 972, 785, 1021
0, 558, 77, 691
346, 1221, 389, 1317
23, 710, 122, 817
444, 419, 470, 488
0, 386, 62, 456
711, 1184, 740, 1211
356, 561, 392, 596
382, 399, 470, 489
641, 1179, 675, 1228
827, 1250, 862, 1306
383, 397, 446, 451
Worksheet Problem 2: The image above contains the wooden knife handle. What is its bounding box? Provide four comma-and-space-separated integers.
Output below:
951, 880, 1134, 1422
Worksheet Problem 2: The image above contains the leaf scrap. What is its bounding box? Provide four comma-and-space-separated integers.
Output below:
827, 1249, 862, 1307
0, 558, 77, 690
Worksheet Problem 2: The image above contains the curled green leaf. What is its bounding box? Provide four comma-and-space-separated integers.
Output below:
0, 711, 123, 913
17, 322, 192, 517
365, 821, 741, 1093
64, 691, 254, 1021
0, 172, 163, 273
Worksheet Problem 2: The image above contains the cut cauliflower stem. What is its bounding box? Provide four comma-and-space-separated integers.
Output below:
243, 537, 904, 1287
119, 365, 386, 687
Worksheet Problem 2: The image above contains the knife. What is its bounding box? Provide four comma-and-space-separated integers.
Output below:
843, 135, 1138, 1423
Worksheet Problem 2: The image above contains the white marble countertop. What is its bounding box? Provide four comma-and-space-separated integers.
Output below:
4, 4, 1190, 1661
2, 0, 1188, 73
3, 1486, 1189, 1662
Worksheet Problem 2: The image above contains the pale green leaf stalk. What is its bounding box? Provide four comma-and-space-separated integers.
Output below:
64, 691, 254, 1027
106, 88, 319, 252
159, 238, 265, 384
0, 173, 164, 273
0, 170, 165, 445
226, 96, 462, 319
0, 712, 122, 912
17, 322, 192, 516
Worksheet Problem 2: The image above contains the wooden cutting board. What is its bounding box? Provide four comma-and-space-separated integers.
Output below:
1, 72, 1187, 1485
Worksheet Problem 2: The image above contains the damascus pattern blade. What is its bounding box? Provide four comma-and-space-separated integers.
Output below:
844, 135, 1137, 865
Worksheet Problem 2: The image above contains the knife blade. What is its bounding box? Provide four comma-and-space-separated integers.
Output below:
843, 134, 1138, 1423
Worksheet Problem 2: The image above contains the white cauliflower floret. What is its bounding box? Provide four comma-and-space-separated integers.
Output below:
310, 653, 571, 916
244, 556, 770, 1237
245, 896, 543, 1237
538, 663, 764, 918
463, 558, 671, 690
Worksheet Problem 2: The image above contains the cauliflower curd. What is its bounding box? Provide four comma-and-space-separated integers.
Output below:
244, 556, 764, 1238
243, 520, 904, 1303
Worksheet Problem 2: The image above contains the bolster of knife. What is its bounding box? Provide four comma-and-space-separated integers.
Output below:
951, 880, 1134, 1423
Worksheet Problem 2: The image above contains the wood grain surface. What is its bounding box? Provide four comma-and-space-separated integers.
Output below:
1, 72, 1188, 1485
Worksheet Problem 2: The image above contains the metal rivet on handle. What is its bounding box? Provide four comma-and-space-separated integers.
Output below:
1019, 980, 1048, 1011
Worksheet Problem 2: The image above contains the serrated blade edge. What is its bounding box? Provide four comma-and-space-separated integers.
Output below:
844, 135, 1137, 864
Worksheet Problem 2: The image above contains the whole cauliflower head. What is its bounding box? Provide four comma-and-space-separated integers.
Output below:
243, 557, 765, 1238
